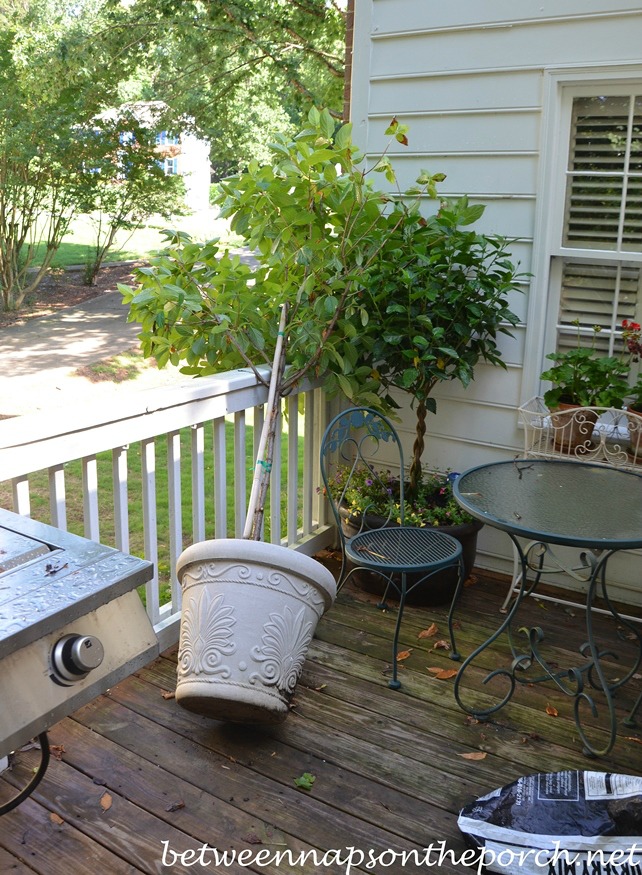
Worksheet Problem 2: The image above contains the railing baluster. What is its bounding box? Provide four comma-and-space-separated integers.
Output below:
141, 438, 159, 625
312, 388, 328, 528
167, 431, 183, 612
270, 405, 282, 545
82, 455, 100, 541
12, 476, 30, 517
287, 395, 299, 544
252, 403, 264, 540
191, 423, 205, 544
112, 446, 129, 552
213, 416, 227, 539
303, 390, 314, 537
234, 411, 246, 537
48, 464, 67, 530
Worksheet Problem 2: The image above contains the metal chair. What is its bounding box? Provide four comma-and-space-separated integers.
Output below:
320, 406, 465, 689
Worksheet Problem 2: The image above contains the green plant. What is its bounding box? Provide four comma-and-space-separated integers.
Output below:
540, 323, 630, 409
324, 466, 474, 528
122, 108, 445, 540
360, 196, 523, 496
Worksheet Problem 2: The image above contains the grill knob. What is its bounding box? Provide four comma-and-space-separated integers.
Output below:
51, 634, 104, 685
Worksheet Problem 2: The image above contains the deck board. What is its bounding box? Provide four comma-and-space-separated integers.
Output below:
1, 572, 641, 874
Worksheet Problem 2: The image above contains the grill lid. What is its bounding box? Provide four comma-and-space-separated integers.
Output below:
0, 508, 153, 659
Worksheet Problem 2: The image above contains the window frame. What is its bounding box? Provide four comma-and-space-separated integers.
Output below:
522, 65, 642, 403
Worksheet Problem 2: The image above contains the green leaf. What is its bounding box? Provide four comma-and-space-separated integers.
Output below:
294, 772, 316, 791
337, 374, 354, 399
334, 123, 352, 150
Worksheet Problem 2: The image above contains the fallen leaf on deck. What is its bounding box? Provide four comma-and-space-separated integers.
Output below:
100, 791, 112, 811
294, 772, 316, 791
161, 690, 175, 700
460, 751, 487, 760
314, 684, 327, 692
432, 639, 450, 650
50, 744, 65, 760
396, 649, 413, 661
242, 832, 263, 845
545, 705, 558, 717
426, 667, 457, 679
633, 673, 642, 680
624, 736, 642, 745
50, 812, 64, 825
418, 623, 439, 639
165, 800, 185, 812
464, 716, 479, 726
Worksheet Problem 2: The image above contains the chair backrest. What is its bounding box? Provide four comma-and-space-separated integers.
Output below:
320, 407, 406, 551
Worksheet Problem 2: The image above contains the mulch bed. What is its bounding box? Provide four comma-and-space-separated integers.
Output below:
0, 262, 143, 330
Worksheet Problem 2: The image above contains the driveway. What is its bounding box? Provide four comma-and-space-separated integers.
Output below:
0, 291, 187, 417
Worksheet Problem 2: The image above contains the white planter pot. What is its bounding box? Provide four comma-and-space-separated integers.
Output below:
175, 539, 336, 724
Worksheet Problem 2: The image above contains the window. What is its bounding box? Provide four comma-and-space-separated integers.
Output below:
156, 131, 179, 147
163, 156, 179, 175
549, 86, 642, 357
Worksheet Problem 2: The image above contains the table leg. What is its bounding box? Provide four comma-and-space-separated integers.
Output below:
453, 535, 529, 718
453, 539, 640, 756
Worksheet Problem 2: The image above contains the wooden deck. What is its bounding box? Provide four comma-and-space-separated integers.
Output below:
1, 567, 642, 875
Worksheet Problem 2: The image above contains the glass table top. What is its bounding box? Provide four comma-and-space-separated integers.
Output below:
453, 459, 642, 549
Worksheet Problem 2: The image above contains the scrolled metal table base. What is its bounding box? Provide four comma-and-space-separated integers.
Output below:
453, 535, 642, 757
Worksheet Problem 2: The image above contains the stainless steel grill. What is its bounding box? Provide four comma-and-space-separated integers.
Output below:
0, 508, 157, 763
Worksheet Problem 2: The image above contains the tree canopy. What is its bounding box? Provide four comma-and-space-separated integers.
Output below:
104, 0, 347, 173
0, 0, 346, 308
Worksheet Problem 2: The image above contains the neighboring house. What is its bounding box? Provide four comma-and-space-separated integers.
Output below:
348, 1, 642, 601
155, 126, 211, 213
100, 101, 211, 212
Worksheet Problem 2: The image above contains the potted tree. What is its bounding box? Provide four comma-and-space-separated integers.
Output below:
336, 196, 524, 602
121, 108, 445, 722
540, 322, 630, 450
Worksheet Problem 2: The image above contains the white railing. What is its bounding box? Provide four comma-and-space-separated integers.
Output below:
0, 369, 333, 650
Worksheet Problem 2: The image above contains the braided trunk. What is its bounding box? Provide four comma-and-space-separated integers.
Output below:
408, 399, 427, 499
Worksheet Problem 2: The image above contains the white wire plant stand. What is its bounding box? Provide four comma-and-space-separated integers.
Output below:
500, 397, 642, 615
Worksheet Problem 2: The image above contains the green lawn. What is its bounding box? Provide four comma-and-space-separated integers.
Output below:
34, 211, 239, 269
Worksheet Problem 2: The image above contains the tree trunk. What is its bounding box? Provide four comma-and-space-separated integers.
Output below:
408, 399, 426, 499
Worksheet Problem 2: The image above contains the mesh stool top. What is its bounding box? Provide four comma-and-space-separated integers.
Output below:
346, 526, 462, 575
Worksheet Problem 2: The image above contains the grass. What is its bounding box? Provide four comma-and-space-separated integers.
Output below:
32, 211, 242, 269
73, 347, 151, 382
0, 419, 305, 606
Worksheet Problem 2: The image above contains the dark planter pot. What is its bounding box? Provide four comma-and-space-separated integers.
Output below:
339, 506, 483, 606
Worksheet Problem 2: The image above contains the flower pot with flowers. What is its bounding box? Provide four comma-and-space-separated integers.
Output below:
327, 466, 482, 605
121, 109, 448, 722
539, 322, 630, 451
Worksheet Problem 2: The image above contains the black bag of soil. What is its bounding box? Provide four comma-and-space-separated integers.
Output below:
458, 771, 642, 874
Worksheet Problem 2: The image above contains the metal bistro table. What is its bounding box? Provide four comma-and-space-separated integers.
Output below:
452, 458, 642, 757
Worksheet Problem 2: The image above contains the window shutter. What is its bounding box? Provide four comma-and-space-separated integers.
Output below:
563, 96, 642, 252
557, 261, 641, 354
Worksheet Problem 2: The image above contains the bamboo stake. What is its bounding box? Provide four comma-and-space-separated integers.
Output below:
242, 303, 289, 541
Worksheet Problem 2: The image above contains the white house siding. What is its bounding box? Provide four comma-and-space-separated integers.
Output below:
351, 0, 642, 602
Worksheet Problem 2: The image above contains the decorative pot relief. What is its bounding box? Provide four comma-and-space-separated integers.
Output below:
250, 605, 315, 694
177, 587, 236, 680
175, 539, 337, 723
